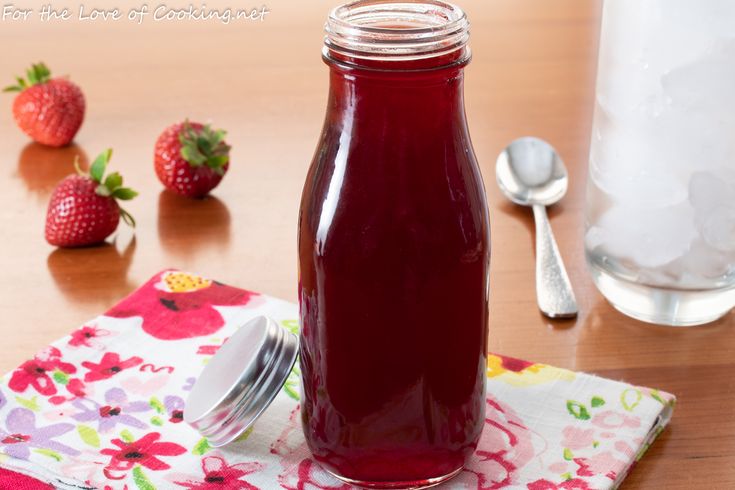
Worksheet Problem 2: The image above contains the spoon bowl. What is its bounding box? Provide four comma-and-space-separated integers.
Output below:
496, 136, 569, 207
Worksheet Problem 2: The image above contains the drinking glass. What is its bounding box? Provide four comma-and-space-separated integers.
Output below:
585, 0, 735, 326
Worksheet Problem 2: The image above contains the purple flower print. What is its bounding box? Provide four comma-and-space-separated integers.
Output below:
0, 388, 6, 411
0, 407, 79, 460
72, 387, 151, 433
164, 395, 185, 424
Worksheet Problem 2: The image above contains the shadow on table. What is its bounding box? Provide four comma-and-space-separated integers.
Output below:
46, 236, 137, 305
16, 142, 89, 198
157, 190, 231, 257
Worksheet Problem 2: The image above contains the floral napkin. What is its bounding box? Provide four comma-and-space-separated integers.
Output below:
0, 270, 675, 490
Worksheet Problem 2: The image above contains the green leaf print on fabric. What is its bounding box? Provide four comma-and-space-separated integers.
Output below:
120, 429, 135, 443
149, 397, 165, 414
283, 364, 300, 401
192, 437, 212, 456
282, 319, 299, 335
621, 388, 643, 412
52, 370, 69, 385
14, 396, 39, 412
563, 448, 574, 461
278, 323, 301, 400
33, 448, 62, 461
650, 389, 675, 407
591, 395, 605, 407
566, 400, 591, 420
235, 426, 254, 443
133, 466, 156, 490
77, 425, 100, 448
151, 416, 163, 426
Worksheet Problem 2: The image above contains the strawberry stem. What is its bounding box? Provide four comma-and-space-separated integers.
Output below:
119, 207, 136, 228
84, 149, 138, 227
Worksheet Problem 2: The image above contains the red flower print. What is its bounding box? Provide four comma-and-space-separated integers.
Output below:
497, 354, 535, 373
196, 338, 228, 356
101, 432, 186, 473
8, 347, 76, 396
170, 454, 264, 489
573, 451, 625, 480
82, 353, 143, 382
527, 478, 592, 490
68, 325, 111, 348
461, 397, 536, 489
105, 270, 258, 340
2, 434, 30, 444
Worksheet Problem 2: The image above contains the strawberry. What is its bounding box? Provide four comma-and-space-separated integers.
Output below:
154, 121, 231, 198
45, 149, 137, 248
4, 63, 85, 147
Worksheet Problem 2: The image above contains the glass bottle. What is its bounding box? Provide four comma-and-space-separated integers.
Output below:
298, 1, 490, 486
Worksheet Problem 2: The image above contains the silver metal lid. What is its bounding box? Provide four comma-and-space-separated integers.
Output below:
184, 316, 298, 447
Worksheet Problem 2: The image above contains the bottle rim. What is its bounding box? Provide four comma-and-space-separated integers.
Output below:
324, 0, 470, 65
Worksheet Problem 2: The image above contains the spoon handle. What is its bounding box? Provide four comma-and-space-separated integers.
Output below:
532, 204, 578, 318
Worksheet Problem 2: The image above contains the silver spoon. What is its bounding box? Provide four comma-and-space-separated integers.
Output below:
496, 136, 578, 318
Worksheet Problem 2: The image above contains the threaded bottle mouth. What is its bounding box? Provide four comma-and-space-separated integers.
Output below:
324, 0, 470, 67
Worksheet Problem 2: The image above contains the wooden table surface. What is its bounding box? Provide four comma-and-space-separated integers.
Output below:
1, 1, 732, 488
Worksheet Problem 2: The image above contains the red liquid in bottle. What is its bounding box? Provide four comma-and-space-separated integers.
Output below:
298, 5, 490, 487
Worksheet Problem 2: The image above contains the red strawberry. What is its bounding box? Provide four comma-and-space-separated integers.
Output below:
4, 63, 85, 147
45, 149, 137, 247
154, 121, 231, 198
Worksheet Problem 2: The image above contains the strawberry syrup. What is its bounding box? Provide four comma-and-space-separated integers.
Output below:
297, 42, 491, 485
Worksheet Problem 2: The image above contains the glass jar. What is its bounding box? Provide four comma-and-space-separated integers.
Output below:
297, 1, 490, 487
585, 0, 735, 326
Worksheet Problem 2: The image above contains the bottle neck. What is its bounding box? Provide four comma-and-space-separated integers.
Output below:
323, 1, 470, 72
321, 1, 472, 136
325, 60, 468, 126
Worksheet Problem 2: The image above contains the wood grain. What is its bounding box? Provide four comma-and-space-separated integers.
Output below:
0, 1, 732, 488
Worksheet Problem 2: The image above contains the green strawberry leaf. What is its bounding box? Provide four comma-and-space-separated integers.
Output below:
104, 172, 123, 192
7, 63, 50, 92
178, 121, 231, 170
78, 425, 100, 448
113, 188, 138, 200
90, 149, 112, 183
206, 155, 229, 169
181, 144, 207, 166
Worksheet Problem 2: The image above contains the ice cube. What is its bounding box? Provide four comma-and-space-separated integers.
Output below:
593, 201, 697, 269
690, 172, 735, 253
